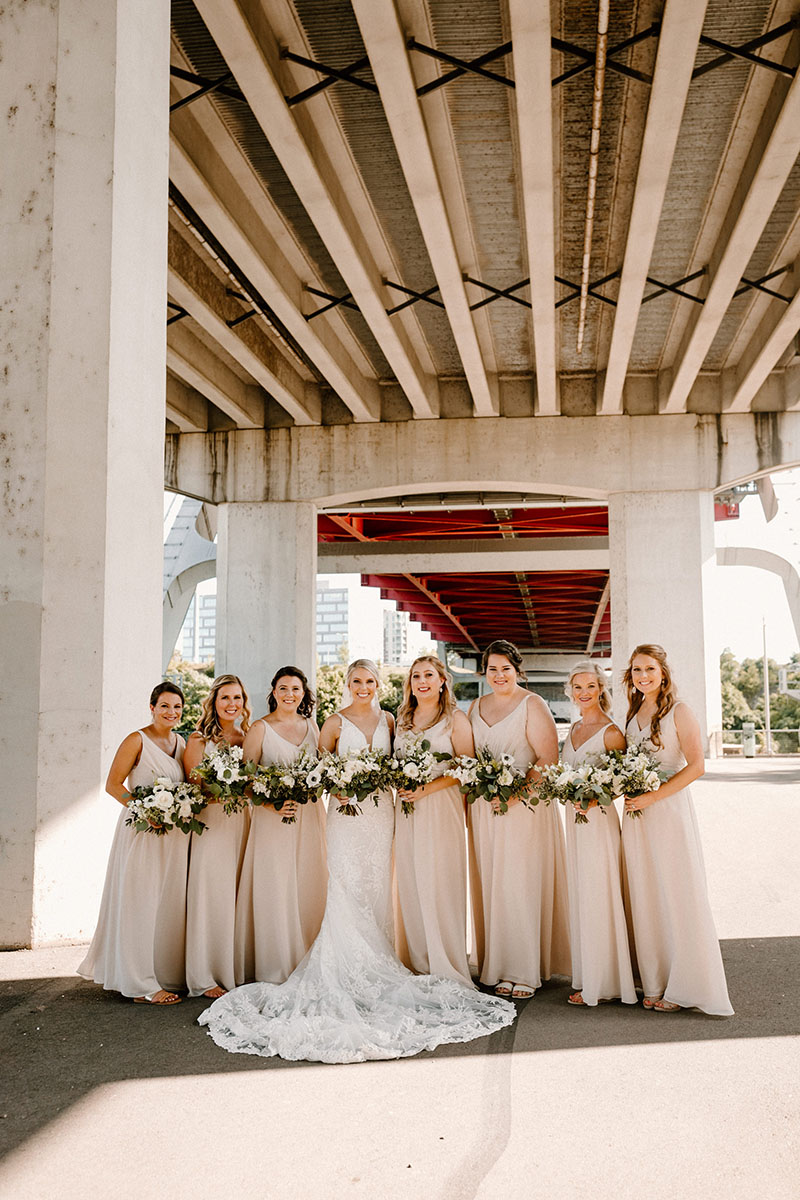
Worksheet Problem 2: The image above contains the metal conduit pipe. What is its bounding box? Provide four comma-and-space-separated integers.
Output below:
577, 0, 610, 354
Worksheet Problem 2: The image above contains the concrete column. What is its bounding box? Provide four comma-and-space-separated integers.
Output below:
0, 0, 170, 946
608, 491, 723, 755
216, 502, 318, 704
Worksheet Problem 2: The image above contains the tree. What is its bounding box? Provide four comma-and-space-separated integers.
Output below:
166, 656, 214, 736
315, 663, 346, 727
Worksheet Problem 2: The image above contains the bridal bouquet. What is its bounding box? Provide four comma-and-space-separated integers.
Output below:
536, 759, 616, 825
312, 748, 389, 816
125, 778, 207, 835
192, 742, 258, 814
448, 748, 531, 816
250, 751, 320, 825
384, 735, 439, 817
604, 745, 669, 819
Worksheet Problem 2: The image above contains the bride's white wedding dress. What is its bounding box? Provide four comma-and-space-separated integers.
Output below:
198, 711, 515, 1063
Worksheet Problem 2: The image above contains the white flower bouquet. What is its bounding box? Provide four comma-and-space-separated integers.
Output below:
604, 745, 670, 818
536, 759, 616, 824
311, 748, 389, 816
250, 750, 320, 825
384, 735, 440, 817
192, 742, 258, 814
125, 777, 207, 835
448, 748, 532, 816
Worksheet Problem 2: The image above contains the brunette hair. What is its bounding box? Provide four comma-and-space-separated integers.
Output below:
623, 644, 676, 749
197, 674, 251, 741
481, 639, 526, 679
150, 681, 185, 707
397, 656, 457, 731
267, 666, 315, 718
565, 661, 613, 714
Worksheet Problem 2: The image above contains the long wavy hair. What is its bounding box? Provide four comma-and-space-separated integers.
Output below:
623, 644, 676, 749
481, 639, 526, 679
267, 666, 315, 718
397, 655, 457, 731
565, 660, 613, 715
197, 674, 251, 741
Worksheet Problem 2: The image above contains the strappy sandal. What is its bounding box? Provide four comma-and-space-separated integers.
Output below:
511, 984, 535, 999
642, 995, 661, 1010
495, 980, 514, 997
567, 991, 587, 1006
654, 999, 681, 1013
133, 990, 181, 1005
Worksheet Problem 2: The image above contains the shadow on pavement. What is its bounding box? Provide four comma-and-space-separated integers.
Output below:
1, 935, 797, 1161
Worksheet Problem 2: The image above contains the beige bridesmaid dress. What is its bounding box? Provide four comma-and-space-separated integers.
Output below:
78, 730, 189, 997
185, 737, 250, 996
233, 717, 327, 984
469, 694, 571, 990
394, 717, 472, 986
623, 706, 733, 1015
561, 723, 637, 1005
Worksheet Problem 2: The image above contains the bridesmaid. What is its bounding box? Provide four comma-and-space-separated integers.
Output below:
468, 639, 570, 998
78, 683, 189, 1004
622, 644, 733, 1016
183, 674, 251, 998
561, 661, 636, 1008
234, 666, 326, 985
394, 656, 475, 986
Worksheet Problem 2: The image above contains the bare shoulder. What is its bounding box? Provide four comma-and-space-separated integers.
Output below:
526, 691, 553, 720
320, 712, 343, 735
672, 701, 699, 732
603, 723, 626, 752
452, 708, 471, 735
187, 731, 206, 745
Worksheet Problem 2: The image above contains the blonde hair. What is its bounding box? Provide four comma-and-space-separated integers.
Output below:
622, 644, 676, 749
346, 658, 381, 685
397, 656, 457, 731
565, 660, 613, 714
197, 674, 251, 742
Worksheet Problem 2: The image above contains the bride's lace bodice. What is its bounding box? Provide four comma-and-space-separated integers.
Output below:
198, 707, 515, 1063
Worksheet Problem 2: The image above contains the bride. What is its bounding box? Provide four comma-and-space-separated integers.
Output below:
198, 658, 515, 1063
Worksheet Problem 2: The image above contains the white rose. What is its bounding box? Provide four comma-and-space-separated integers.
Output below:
403, 763, 421, 779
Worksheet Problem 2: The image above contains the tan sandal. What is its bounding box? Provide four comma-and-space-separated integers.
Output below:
654, 999, 681, 1013
495, 980, 514, 997
511, 984, 535, 999
642, 995, 661, 1010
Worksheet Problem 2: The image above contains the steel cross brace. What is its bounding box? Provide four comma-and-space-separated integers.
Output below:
555, 270, 620, 310
281, 48, 378, 107
167, 302, 189, 326
733, 265, 793, 302
552, 23, 659, 88
169, 66, 243, 111
692, 17, 800, 81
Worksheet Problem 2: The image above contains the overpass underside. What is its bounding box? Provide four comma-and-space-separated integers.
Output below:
5, 0, 800, 944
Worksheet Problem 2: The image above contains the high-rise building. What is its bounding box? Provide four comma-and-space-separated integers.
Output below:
179, 591, 217, 663
316, 579, 350, 665
383, 607, 409, 665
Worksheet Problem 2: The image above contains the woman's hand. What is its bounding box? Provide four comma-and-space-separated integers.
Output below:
624, 790, 659, 814
281, 799, 298, 817
398, 785, 426, 803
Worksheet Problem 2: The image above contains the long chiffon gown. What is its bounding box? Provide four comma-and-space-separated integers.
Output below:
623, 706, 733, 1015
561, 723, 637, 1006
185, 736, 250, 996
78, 731, 188, 998
394, 716, 472, 986
199, 711, 515, 1063
233, 717, 326, 985
469, 694, 571, 989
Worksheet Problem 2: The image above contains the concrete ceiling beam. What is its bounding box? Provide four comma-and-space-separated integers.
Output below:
168, 262, 320, 428
664, 51, 800, 414
166, 372, 209, 432
318, 535, 610, 574
169, 75, 381, 422
728, 254, 800, 411
351, 0, 498, 417
191, 0, 439, 418
508, 0, 558, 416
600, 0, 708, 416
167, 323, 264, 428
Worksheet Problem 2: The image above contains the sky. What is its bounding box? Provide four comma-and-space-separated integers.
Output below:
167, 465, 800, 668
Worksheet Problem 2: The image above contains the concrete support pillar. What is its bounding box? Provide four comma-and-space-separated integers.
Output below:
608, 491, 723, 755
0, 1, 170, 946
216, 502, 318, 704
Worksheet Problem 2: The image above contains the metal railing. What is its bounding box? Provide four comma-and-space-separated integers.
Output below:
721, 728, 800, 755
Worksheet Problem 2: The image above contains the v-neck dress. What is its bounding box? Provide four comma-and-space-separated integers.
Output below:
394, 716, 472, 986
185, 736, 250, 996
623, 706, 733, 1015
78, 730, 188, 997
469, 694, 571, 989
561, 722, 637, 1005
233, 717, 327, 985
